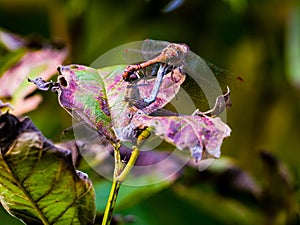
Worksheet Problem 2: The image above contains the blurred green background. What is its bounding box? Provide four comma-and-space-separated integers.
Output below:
1, 0, 300, 224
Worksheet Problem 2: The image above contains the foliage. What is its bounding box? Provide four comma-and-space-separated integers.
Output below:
1, 0, 300, 224
0, 112, 95, 225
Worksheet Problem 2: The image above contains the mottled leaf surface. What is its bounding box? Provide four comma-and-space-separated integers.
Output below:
0, 112, 96, 225
131, 112, 231, 161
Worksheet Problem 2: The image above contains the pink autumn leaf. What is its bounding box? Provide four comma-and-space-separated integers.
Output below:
131, 111, 231, 161
0, 28, 68, 115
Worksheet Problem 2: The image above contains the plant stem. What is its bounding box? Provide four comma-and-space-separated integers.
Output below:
101, 128, 151, 225
101, 145, 141, 225
115, 146, 140, 182
101, 178, 121, 225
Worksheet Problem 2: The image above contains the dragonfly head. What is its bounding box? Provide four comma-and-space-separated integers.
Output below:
122, 64, 142, 82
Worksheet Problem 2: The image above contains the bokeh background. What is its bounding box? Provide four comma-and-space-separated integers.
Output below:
1, 0, 300, 224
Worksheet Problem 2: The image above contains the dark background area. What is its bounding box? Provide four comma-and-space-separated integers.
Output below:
1, 0, 300, 224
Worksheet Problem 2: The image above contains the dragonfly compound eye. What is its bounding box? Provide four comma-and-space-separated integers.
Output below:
123, 64, 142, 82
123, 71, 138, 82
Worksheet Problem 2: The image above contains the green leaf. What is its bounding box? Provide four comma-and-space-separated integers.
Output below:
0, 112, 96, 225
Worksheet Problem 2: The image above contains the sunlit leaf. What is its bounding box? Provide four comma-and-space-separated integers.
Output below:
0, 112, 96, 225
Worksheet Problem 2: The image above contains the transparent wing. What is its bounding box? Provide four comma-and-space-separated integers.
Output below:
203, 59, 242, 90
141, 39, 170, 60
90, 40, 169, 66
131, 39, 239, 89
182, 50, 225, 108
121, 40, 232, 110
121, 39, 170, 64
90, 41, 144, 67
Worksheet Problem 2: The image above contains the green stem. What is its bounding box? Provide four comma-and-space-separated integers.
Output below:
101, 178, 121, 225
115, 146, 140, 183
101, 128, 151, 225
101, 145, 141, 225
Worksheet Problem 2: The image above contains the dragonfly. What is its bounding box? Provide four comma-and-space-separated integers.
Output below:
122, 42, 189, 82
121, 39, 241, 112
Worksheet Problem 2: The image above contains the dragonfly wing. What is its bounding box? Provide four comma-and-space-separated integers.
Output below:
203, 59, 239, 90
122, 39, 171, 65
182, 50, 225, 109
141, 39, 170, 60
123, 44, 145, 64
143, 40, 239, 91
91, 41, 144, 68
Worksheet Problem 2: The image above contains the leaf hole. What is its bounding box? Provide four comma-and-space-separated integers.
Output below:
59, 77, 68, 87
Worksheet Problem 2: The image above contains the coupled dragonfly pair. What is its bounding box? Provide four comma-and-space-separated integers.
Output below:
121, 39, 232, 117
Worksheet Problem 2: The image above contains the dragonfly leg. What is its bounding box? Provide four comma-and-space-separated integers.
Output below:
134, 64, 169, 109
